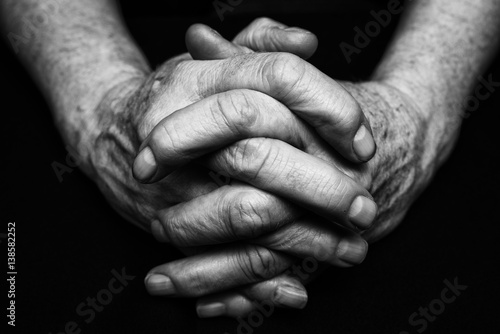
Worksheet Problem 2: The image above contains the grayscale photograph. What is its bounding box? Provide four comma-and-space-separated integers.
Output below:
2, 0, 499, 333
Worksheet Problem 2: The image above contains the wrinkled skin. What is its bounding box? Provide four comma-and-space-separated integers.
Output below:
83, 25, 453, 316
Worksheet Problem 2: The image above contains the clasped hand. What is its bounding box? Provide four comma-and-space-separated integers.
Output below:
89, 18, 426, 318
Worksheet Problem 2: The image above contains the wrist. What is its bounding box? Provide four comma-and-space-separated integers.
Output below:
74, 75, 155, 230
53, 62, 148, 119
372, 58, 458, 121
57, 72, 145, 176
342, 81, 453, 194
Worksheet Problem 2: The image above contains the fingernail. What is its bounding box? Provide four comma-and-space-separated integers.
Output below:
273, 284, 308, 309
197, 302, 226, 318
337, 238, 368, 265
349, 196, 377, 229
210, 28, 221, 37
353, 125, 375, 161
284, 27, 312, 34
133, 146, 157, 181
145, 274, 176, 296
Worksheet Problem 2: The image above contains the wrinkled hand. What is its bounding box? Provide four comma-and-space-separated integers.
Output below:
180, 19, 438, 242
142, 19, 438, 318
87, 18, 376, 317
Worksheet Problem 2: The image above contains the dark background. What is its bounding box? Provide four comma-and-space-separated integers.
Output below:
2, 1, 499, 333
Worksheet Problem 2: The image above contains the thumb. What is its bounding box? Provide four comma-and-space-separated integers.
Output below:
185, 23, 253, 60
185, 18, 318, 61
233, 17, 318, 59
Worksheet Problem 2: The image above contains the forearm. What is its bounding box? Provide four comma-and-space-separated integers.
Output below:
347, 0, 500, 240
1, 0, 149, 157
373, 0, 500, 164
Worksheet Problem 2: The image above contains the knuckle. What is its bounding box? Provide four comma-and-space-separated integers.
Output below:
239, 245, 279, 280
265, 223, 310, 251
225, 138, 276, 181
245, 17, 275, 43
227, 191, 272, 239
157, 55, 189, 77
135, 59, 194, 141
253, 17, 274, 27
271, 52, 304, 72
215, 91, 260, 134
262, 53, 306, 99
